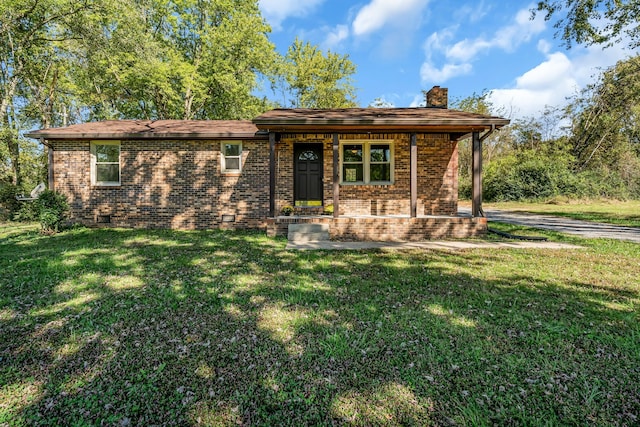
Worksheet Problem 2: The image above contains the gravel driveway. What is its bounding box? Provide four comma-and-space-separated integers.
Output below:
460, 207, 640, 243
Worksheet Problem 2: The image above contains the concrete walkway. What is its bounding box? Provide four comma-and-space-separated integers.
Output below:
286, 240, 582, 251
472, 208, 640, 243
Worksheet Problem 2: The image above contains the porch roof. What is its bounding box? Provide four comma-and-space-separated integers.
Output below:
253, 107, 510, 135
25, 120, 267, 140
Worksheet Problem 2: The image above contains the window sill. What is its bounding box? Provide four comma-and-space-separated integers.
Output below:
340, 181, 393, 186
92, 183, 121, 187
221, 171, 242, 176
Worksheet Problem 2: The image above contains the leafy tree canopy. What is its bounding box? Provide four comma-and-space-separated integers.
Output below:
533, 0, 640, 48
279, 38, 357, 109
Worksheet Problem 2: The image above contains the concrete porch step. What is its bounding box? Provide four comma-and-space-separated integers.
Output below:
288, 223, 330, 242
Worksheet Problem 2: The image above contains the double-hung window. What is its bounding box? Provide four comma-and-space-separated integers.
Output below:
341, 141, 393, 184
221, 142, 242, 173
91, 141, 120, 186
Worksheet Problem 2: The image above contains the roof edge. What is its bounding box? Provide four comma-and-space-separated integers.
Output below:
24, 131, 268, 140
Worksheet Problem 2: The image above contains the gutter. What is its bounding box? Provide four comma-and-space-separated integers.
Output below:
479, 124, 496, 142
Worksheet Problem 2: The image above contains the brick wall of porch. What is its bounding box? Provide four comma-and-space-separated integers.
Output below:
266, 215, 487, 241
270, 132, 459, 217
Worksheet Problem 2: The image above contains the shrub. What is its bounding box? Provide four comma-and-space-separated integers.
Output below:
483, 150, 581, 202
13, 201, 40, 222
0, 184, 21, 220
34, 190, 69, 233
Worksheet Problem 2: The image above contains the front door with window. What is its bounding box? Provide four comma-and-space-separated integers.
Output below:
294, 144, 323, 206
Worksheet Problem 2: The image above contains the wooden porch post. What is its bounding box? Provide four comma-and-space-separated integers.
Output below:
333, 133, 340, 218
471, 131, 483, 217
269, 132, 276, 217
410, 133, 417, 217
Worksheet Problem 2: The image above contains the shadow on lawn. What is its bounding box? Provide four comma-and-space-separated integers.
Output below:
1, 227, 639, 425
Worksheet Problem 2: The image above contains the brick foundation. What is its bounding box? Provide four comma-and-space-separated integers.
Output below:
266, 216, 487, 241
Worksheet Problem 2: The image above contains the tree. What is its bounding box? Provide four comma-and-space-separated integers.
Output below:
279, 38, 357, 108
1, 0, 104, 187
0, 0, 96, 186
533, 0, 640, 48
75, 0, 279, 120
565, 55, 640, 195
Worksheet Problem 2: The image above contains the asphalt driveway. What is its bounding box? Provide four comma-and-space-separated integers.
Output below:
462, 207, 640, 243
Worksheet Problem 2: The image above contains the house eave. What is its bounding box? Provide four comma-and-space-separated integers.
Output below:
24, 132, 268, 140
253, 123, 508, 134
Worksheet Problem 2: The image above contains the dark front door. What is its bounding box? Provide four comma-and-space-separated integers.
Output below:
294, 144, 323, 206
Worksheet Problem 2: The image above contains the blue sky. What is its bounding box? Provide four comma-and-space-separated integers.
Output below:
258, 0, 632, 119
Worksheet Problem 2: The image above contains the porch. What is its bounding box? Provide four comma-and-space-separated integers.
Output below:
266, 213, 487, 241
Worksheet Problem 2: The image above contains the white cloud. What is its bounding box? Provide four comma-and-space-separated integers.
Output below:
453, 1, 490, 23
537, 39, 552, 54
409, 93, 426, 107
259, 0, 325, 30
489, 52, 577, 118
488, 42, 630, 118
420, 6, 546, 86
322, 25, 350, 50
423, 27, 457, 55
420, 62, 472, 83
352, 0, 431, 36
445, 9, 545, 62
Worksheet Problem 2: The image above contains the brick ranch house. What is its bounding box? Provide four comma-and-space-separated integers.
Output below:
26, 87, 509, 241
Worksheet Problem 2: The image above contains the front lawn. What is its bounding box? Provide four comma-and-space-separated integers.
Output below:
1, 224, 638, 425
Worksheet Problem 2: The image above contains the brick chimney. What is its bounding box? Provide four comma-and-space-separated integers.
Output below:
425, 86, 448, 108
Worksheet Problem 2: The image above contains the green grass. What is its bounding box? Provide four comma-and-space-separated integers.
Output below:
482, 199, 640, 228
1, 223, 639, 425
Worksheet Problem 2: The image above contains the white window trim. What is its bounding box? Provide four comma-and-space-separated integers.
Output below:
220, 141, 242, 174
90, 140, 121, 186
340, 140, 394, 185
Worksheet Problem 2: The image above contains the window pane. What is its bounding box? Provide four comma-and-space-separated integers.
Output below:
96, 145, 119, 162
370, 164, 391, 181
343, 164, 363, 182
224, 143, 241, 156
96, 164, 120, 183
298, 150, 319, 161
225, 158, 240, 171
343, 144, 363, 162
370, 145, 390, 162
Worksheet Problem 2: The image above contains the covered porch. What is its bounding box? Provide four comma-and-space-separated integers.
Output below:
253, 87, 509, 241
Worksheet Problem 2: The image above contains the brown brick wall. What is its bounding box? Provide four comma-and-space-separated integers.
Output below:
51, 131, 459, 231
276, 133, 457, 216
51, 139, 269, 229
266, 216, 487, 240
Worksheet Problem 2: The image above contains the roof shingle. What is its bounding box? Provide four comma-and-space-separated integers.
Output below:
25, 120, 262, 140
252, 108, 509, 132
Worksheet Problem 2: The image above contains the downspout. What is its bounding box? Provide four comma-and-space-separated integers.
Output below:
479, 124, 496, 143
